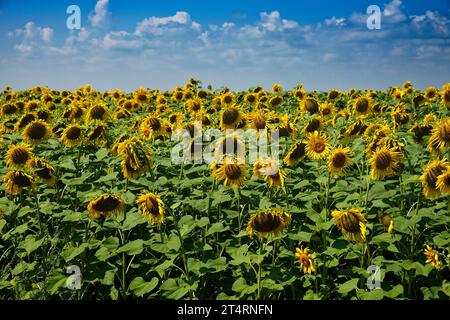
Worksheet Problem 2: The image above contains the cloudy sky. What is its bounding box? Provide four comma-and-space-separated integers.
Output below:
0, 0, 449, 92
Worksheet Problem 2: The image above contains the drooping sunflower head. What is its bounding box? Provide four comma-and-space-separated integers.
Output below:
220, 106, 242, 129
303, 117, 323, 134
61, 124, 84, 147
331, 208, 366, 243
295, 246, 317, 274
5, 143, 33, 168
214, 133, 245, 160
301, 98, 319, 115
378, 212, 394, 234
441, 87, 450, 108
269, 96, 283, 107
245, 93, 257, 104
86, 104, 109, 122
87, 123, 107, 142
428, 117, 450, 153
327, 145, 353, 176
284, 140, 307, 167
327, 89, 340, 100
247, 208, 291, 240
353, 96, 371, 114
87, 194, 125, 219
211, 156, 247, 188
140, 115, 164, 140
420, 158, 448, 199
246, 111, 269, 130
26, 157, 57, 186
436, 166, 450, 195
424, 245, 441, 270
2, 170, 35, 195
22, 119, 51, 144
306, 131, 330, 160
133, 87, 149, 104
185, 97, 203, 114
119, 137, 153, 180
253, 158, 286, 189
369, 146, 403, 180
136, 193, 165, 225
320, 102, 334, 118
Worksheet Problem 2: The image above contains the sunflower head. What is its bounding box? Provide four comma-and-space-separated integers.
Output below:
369, 146, 403, 180
211, 157, 247, 188
306, 131, 330, 160
424, 87, 438, 100
284, 140, 307, 167
22, 119, 51, 144
301, 98, 319, 114
61, 124, 84, 147
424, 245, 441, 270
295, 247, 317, 274
87, 194, 125, 219
331, 208, 367, 243
253, 158, 286, 189
119, 137, 153, 180
428, 117, 450, 153
221, 93, 234, 106
436, 166, 450, 195
86, 104, 109, 122
247, 208, 291, 239
2, 170, 35, 195
378, 212, 394, 234
353, 96, 371, 114
220, 106, 242, 129
304, 117, 323, 134
214, 133, 245, 160
420, 158, 448, 199
5, 143, 33, 168
327, 145, 352, 176
26, 157, 57, 186
136, 193, 165, 225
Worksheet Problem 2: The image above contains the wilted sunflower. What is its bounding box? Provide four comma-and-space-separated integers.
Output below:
428, 118, 450, 153
133, 87, 150, 104
441, 87, 450, 108
247, 208, 291, 239
214, 133, 245, 160
87, 123, 107, 142
211, 157, 247, 188
253, 158, 286, 189
61, 124, 84, 147
369, 146, 403, 180
378, 212, 394, 234
424, 245, 441, 270
119, 137, 153, 180
295, 247, 317, 274
87, 194, 125, 219
327, 146, 352, 176
420, 159, 448, 199
26, 157, 56, 186
306, 131, 330, 160
436, 167, 450, 195
284, 140, 307, 167
303, 117, 323, 135
331, 208, 366, 243
320, 103, 334, 118
353, 96, 371, 115
22, 119, 51, 144
220, 106, 242, 129
3, 170, 35, 195
140, 115, 166, 140
136, 193, 165, 225
5, 143, 33, 168
246, 111, 269, 130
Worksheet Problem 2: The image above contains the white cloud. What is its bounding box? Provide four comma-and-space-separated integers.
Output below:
322, 53, 337, 62
14, 43, 33, 55
89, 0, 110, 28
260, 11, 299, 31
325, 16, 346, 27
383, 0, 407, 23
10, 21, 54, 54
411, 11, 449, 35
135, 11, 194, 36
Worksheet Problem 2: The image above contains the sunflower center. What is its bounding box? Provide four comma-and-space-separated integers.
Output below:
328, 91, 339, 99
90, 106, 106, 119
138, 94, 147, 101
11, 148, 31, 165
332, 152, 347, 168
89, 126, 104, 140
221, 137, 240, 155
66, 126, 82, 140
93, 196, 121, 212
224, 163, 242, 180
18, 114, 36, 128
444, 90, 450, 102
375, 152, 392, 170
27, 123, 47, 140
304, 98, 319, 114
342, 212, 361, 233
13, 172, 32, 187
36, 166, 52, 180
253, 213, 281, 233
222, 108, 239, 125
290, 142, 306, 160
313, 141, 326, 153
253, 115, 266, 129
356, 98, 369, 113
223, 95, 232, 104
306, 119, 320, 132
145, 197, 160, 216
147, 118, 161, 131
439, 123, 450, 142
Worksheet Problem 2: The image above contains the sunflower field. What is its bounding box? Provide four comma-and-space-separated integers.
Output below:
0, 80, 449, 300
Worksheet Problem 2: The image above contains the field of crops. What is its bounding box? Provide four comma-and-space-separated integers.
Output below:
0, 80, 449, 300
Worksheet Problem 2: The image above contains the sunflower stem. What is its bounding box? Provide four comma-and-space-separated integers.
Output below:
256, 238, 264, 300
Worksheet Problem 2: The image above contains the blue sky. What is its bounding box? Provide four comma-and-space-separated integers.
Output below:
0, 0, 449, 91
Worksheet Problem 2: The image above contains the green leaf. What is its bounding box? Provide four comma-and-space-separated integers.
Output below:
116, 239, 145, 255
338, 278, 359, 295
129, 277, 159, 297
61, 243, 89, 262
19, 235, 44, 256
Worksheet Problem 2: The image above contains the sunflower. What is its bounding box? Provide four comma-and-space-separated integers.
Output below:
301, 98, 319, 114
111, 133, 130, 156
294, 88, 306, 101
353, 96, 371, 115
220, 106, 242, 130
87, 124, 107, 142
136, 193, 165, 225
436, 167, 450, 195
295, 247, 317, 274
61, 124, 84, 147
185, 97, 203, 114
214, 133, 245, 160
428, 118, 450, 153
87, 194, 125, 220
22, 120, 51, 144
211, 157, 247, 188
369, 146, 403, 180
441, 87, 450, 108
3, 170, 35, 195
253, 158, 286, 189
306, 131, 330, 160
244, 93, 257, 104
320, 103, 334, 118
269, 96, 283, 107
221, 93, 234, 106
246, 111, 269, 130
378, 212, 394, 234
26, 157, 57, 186
327, 146, 352, 176
119, 137, 153, 180
140, 115, 166, 140
331, 208, 366, 243
1, 103, 18, 117
303, 117, 323, 135
5, 143, 33, 168
246, 208, 291, 239
133, 87, 150, 104
86, 104, 109, 122
420, 158, 448, 199
284, 140, 307, 167
327, 89, 340, 100
424, 87, 438, 100
424, 245, 441, 270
